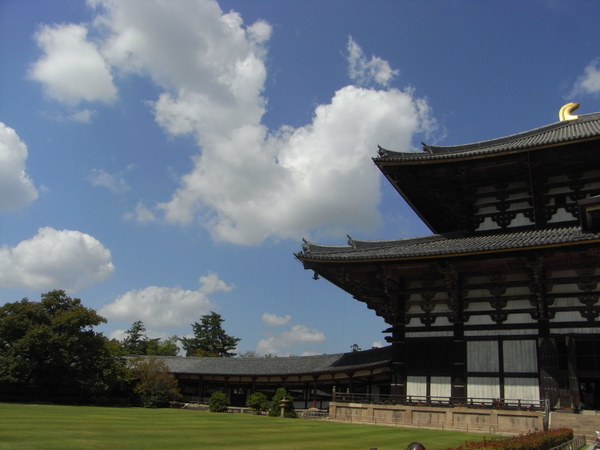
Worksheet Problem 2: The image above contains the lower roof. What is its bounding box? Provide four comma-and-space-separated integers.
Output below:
135, 346, 392, 377
297, 226, 600, 263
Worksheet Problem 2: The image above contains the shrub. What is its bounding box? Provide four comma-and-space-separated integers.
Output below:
268, 387, 297, 418
247, 391, 269, 414
209, 391, 229, 412
132, 357, 181, 408
444, 428, 573, 450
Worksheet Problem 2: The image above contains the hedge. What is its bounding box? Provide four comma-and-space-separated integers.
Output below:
445, 428, 573, 450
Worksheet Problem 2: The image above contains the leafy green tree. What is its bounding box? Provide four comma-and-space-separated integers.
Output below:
180, 312, 240, 357
247, 391, 269, 414
146, 336, 179, 356
268, 387, 297, 418
209, 391, 229, 412
131, 357, 181, 407
122, 320, 149, 355
121, 321, 179, 356
0, 290, 124, 399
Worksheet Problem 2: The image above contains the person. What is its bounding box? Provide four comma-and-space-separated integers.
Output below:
407, 442, 425, 450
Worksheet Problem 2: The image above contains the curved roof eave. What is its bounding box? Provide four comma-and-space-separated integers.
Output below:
375, 112, 600, 163
136, 347, 393, 377
297, 227, 600, 264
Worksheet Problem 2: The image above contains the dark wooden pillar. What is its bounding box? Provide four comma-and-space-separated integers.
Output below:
443, 265, 467, 401
389, 322, 406, 398
538, 337, 559, 407
528, 257, 550, 338
376, 267, 408, 399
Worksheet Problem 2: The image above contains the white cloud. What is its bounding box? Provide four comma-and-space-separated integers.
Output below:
347, 36, 398, 87
371, 341, 383, 348
262, 312, 291, 327
256, 324, 325, 356
69, 108, 96, 123
100, 273, 233, 329
29, 23, 117, 104
124, 202, 156, 223
571, 58, 600, 96
0, 227, 114, 292
0, 123, 38, 211
37, 1, 435, 244
88, 168, 129, 193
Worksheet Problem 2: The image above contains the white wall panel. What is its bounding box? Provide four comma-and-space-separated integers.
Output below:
503, 340, 537, 372
465, 329, 537, 336
465, 299, 493, 311
548, 208, 575, 223
504, 313, 536, 325
430, 376, 451, 399
407, 376, 427, 397
551, 284, 588, 294
504, 378, 539, 402
406, 331, 453, 338
551, 297, 584, 306
467, 341, 498, 372
551, 311, 586, 322
466, 315, 495, 326
467, 377, 500, 399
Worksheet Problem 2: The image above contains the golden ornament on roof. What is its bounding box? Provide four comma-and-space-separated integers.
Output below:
559, 102, 580, 121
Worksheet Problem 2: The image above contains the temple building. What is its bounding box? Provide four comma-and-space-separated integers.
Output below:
296, 104, 600, 411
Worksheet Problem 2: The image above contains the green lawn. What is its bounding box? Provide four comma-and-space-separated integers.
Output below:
0, 403, 488, 450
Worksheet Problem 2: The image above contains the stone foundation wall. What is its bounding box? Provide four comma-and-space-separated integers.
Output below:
329, 402, 544, 435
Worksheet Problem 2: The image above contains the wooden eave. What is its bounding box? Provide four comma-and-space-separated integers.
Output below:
297, 236, 600, 265
375, 135, 600, 167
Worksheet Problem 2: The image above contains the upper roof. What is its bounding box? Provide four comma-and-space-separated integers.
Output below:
137, 346, 392, 377
376, 112, 600, 163
298, 226, 600, 262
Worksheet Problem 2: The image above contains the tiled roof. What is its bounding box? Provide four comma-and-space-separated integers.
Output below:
376, 112, 600, 162
298, 227, 600, 262
137, 346, 392, 376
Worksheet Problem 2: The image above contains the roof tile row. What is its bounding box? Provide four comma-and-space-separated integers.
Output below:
136, 346, 392, 376
299, 227, 600, 261
376, 112, 600, 162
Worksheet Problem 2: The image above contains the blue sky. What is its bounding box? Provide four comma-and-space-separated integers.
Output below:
2, 0, 600, 356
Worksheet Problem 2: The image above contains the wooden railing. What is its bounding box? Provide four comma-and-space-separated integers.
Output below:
331, 392, 544, 410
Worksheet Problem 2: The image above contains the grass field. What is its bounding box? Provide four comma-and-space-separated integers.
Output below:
0, 403, 489, 450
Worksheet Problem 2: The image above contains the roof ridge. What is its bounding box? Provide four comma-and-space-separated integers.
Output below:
376, 111, 600, 160
425, 112, 600, 154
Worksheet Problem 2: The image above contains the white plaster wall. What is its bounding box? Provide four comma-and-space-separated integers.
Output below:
466, 314, 495, 326
467, 341, 499, 372
504, 313, 536, 325
551, 311, 586, 322
503, 340, 538, 372
504, 378, 540, 402
407, 376, 427, 397
467, 377, 500, 400
465, 329, 538, 337
430, 376, 452, 399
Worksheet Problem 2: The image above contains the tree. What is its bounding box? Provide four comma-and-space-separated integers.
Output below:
350, 343, 362, 352
131, 357, 181, 407
122, 320, 149, 355
121, 321, 179, 356
238, 350, 259, 358
179, 312, 240, 357
0, 290, 124, 399
247, 391, 269, 414
146, 336, 179, 356
209, 391, 229, 412
268, 387, 297, 418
